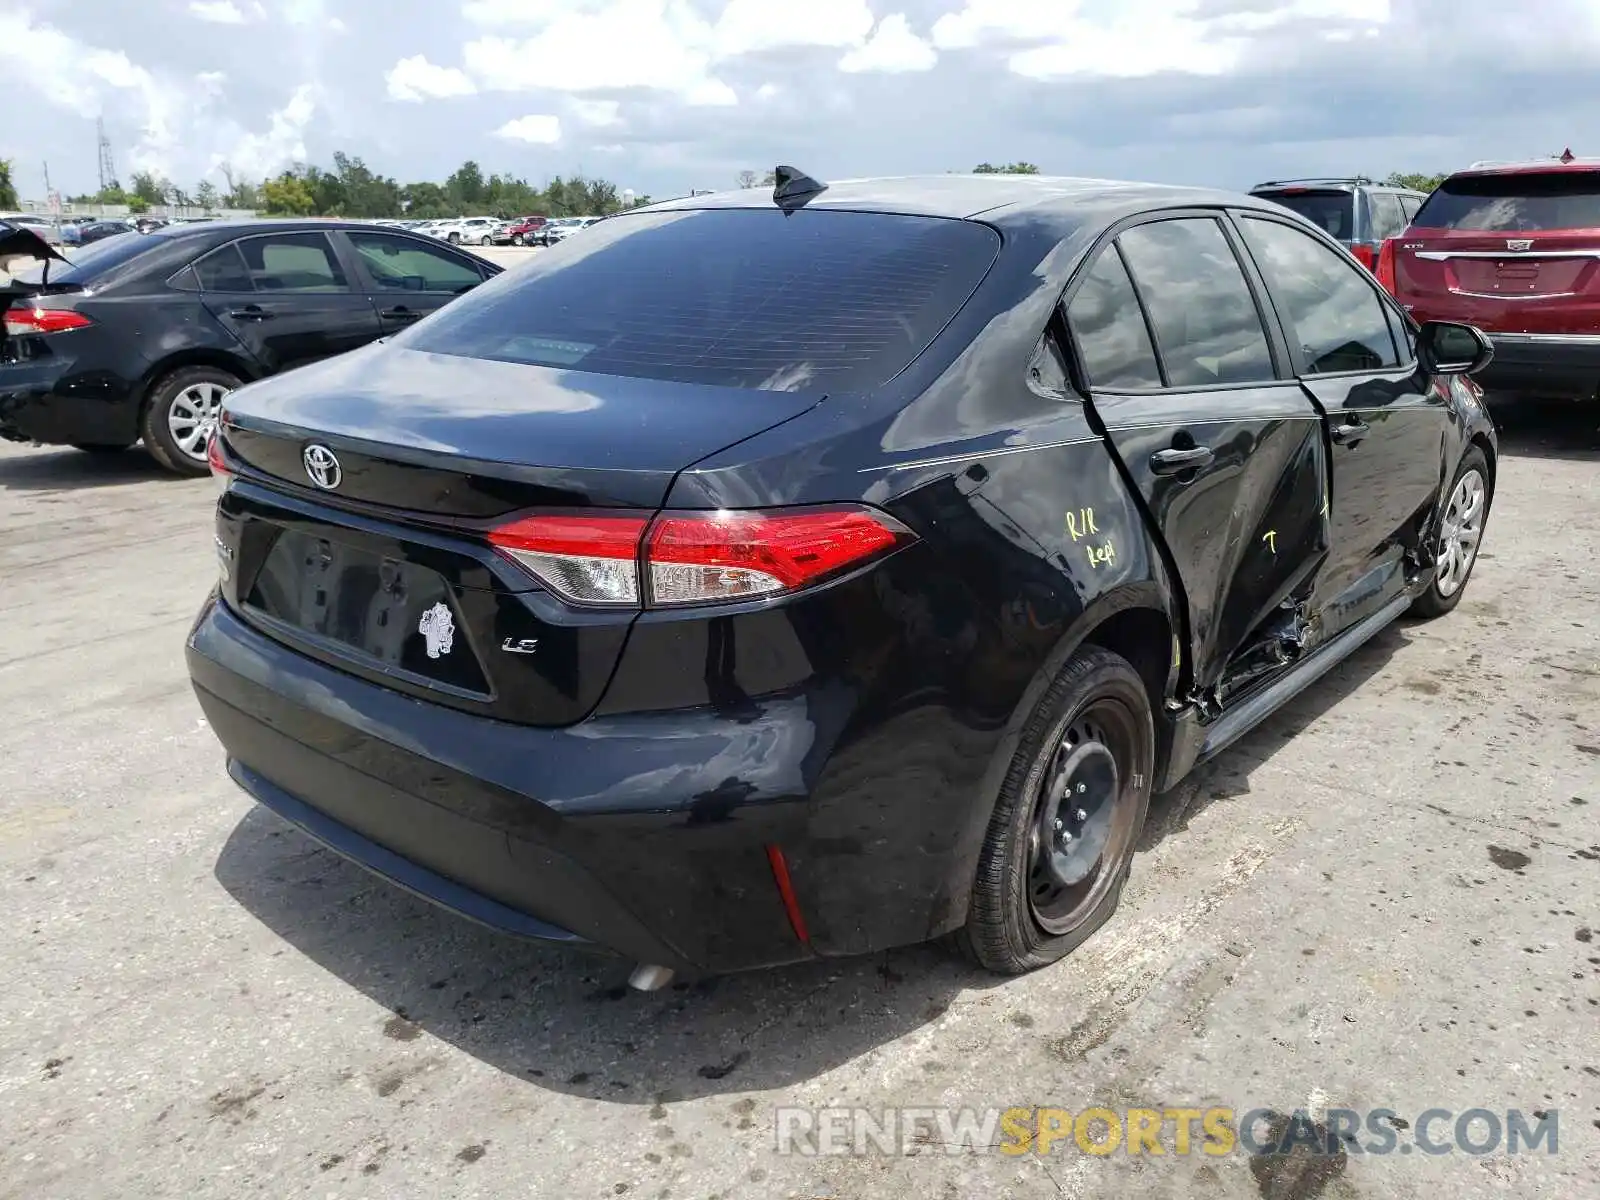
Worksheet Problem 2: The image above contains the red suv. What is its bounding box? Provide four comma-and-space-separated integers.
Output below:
1392, 152, 1600, 400
500, 215, 548, 246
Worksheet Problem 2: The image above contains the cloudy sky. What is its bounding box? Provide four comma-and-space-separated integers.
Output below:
5, 0, 1599, 203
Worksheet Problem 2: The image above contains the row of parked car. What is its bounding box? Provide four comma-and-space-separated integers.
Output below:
368, 214, 602, 247
1248, 152, 1600, 401
1, 151, 1594, 484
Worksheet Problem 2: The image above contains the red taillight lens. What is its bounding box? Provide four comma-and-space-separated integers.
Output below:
486, 506, 912, 608
1374, 237, 1397, 295
646, 507, 908, 605
1350, 242, 1377, 270
488, 513, 650, 606
207, 431, 236, 501
3, 306, 94, 336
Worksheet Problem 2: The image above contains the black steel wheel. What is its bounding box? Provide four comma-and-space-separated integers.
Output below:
958, 644, 1154, 974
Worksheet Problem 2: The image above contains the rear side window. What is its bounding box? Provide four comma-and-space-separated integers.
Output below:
1065, 248, 1162, 390
1399, 195, 1423, 223
1254, 190, 1355, 241
1413, 172, 1600, 231
1117, 218, 1275, 388
398, 209, 1000, 392
1239, 216, 1400, 374
1369, 192, 1406, 240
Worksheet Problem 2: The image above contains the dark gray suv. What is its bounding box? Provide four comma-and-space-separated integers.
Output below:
1250, 177, 1428, 273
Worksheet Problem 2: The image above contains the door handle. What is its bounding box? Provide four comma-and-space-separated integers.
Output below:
228, 306, 273, 320
1331, 419, 1370, 446
378, 307, 422, 321
1149, 446, 1215, 475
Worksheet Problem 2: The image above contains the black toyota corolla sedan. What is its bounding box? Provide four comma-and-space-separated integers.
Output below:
187, 172, 1497, 986
1, 220, 498, 474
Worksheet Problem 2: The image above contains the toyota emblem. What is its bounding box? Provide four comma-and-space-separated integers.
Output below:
302, 443, 342, 490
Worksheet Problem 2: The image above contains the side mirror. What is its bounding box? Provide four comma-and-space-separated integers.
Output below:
1417, 321, 1494, 376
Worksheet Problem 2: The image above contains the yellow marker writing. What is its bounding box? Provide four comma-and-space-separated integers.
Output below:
1262, 530, 1277, 554
1065, 507, 1100, 541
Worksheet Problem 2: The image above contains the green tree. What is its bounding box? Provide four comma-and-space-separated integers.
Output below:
218, 162, 260, 210
129, 170, 170, 205
1383, 171, 1444, 193
446, 160, 487, 210
0, 159, 20, 209
261, 170, 316, 215
195, 180, 219, 211
973, 162, 1040, 175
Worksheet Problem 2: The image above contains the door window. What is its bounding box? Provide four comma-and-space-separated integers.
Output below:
1369, 191, 1406, 240
1398, 195, 1422, 224
235, 233, 349, 292
1065, 247, 1163, 390
1239, 216, 1401, 375
349, 231, 484, 294
1116, 218, 1276, 388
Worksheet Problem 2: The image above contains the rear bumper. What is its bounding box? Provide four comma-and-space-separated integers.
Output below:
187, 594, 819, 974
0, 350, 141, 445
1477, 333, 1600, 400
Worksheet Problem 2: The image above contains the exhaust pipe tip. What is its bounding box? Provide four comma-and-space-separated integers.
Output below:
627, 963, 676, 992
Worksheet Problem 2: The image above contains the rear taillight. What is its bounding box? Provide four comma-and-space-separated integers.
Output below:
1350, 242, 1378, 270
3, 306, 94, 336
487, 506, 912, 608
1374, 237, 1397, 295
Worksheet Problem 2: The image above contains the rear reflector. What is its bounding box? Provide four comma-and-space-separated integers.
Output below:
488, 514, 650, 606
3, 306, 93, 336
206, 432, 232, 497
487, 505, 912, 608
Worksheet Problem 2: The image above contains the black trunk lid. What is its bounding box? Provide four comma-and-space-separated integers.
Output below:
215, 343, 821, 726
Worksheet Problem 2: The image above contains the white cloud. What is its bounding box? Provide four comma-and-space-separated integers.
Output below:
220, 83, 319, 177
462, 0, 579, 22
462, 2, 729, 101
685, 78, 738, 107
932, 0, 1393, 78
568, 98, 623, 127
755, 82, 780, 100
188, 0, 266, 23
386, 55, 477, 101
839, 14, 937, 74
494, 113, 562, 143
712, 0, 873, 55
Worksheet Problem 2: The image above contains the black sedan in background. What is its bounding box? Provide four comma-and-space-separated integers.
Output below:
0, 220, 499, 474
189, 174, 1497, 986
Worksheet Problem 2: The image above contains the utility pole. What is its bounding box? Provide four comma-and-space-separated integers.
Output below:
97, 117, 117, 193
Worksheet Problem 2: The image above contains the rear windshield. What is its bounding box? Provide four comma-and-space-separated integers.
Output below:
398, 208, 1001, 392
9, 230, 146, 285
1412, 172, 1600, 231
1252, 190, 1355, 241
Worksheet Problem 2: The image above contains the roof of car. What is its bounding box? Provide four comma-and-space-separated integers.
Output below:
146, 218, 424, 240
1451, 156, 1600, 178
645, 174, 1264, 221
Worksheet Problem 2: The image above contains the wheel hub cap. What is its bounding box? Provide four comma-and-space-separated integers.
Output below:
1036, 742, 1118, 889
1436, 468, 1486, 598
167, 382, 231, 462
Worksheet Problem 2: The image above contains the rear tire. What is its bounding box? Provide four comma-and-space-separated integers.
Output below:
511, 234, 524, 246
957, 645, 1154, 974
1410, 446, 1492, 619
479, 235, 492, 246
141, 365, 241, 477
